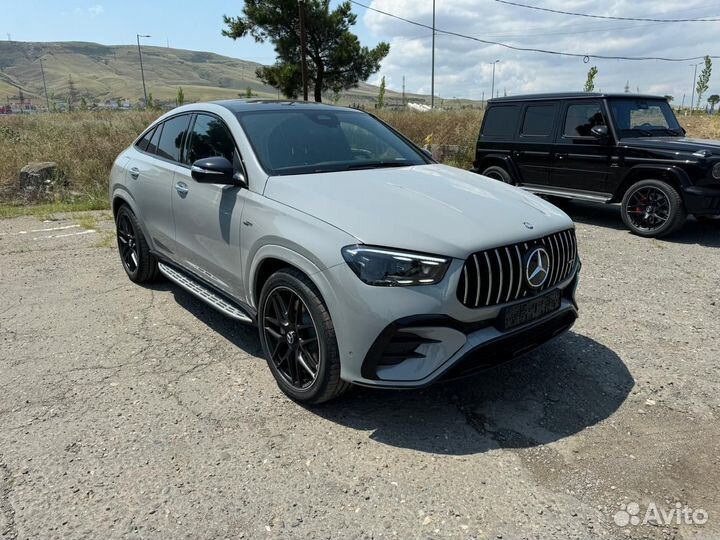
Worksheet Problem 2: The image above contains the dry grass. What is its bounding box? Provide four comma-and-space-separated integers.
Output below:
1, 108, 719, 214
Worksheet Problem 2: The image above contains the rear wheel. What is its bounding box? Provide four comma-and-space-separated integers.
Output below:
115, 205, 160, 283
258, 268, 350, 404
482, 165, 514, 185
621, 179, 686, 238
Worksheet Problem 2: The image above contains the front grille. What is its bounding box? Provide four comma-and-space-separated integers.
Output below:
457, 229, 577, 309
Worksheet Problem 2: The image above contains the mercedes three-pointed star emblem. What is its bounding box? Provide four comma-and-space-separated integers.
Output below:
525, 246, 550, 289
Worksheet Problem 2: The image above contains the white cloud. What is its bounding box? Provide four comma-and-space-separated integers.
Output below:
363, 0, 720, 103
88, 5, 104, 17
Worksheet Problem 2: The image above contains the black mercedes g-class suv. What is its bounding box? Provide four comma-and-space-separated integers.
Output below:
473, 92, 720, 237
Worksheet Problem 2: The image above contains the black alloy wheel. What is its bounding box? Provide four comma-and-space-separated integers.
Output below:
262, 286, 320, 390
117, 212, 139, 274
621, 179, 686, 238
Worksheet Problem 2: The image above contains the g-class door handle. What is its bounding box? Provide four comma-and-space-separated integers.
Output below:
129, 167, 140, 179
175, 181, 189, 197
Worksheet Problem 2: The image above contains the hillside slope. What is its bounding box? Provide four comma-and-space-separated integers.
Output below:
0, 40, 425, 106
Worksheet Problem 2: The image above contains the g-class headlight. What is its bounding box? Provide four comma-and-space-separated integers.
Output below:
341, 245, 451, 286
712, 162, 720, 180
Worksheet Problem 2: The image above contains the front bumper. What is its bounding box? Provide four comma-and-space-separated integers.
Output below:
682, 185, 720, 216
319, 258, 580, 388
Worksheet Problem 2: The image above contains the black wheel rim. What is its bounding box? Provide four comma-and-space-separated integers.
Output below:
117, 214, 139, 273
262, 286, 320, 390
486, 171, 505, 182
626, 187, 670, 232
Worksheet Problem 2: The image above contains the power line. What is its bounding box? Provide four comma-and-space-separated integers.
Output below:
491, 0, 720, 23
350, 0, 720, 61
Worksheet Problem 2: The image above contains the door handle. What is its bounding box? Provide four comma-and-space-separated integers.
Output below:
129, 167, 140, 179
175, 181, 189, 197
557, 153, 568, 160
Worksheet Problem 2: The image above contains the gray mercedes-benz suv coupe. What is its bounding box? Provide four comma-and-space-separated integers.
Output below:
110, 100, 580, 403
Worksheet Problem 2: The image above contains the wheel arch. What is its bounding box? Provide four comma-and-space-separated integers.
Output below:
611, 165, 690, 203
475, 154, 520, 181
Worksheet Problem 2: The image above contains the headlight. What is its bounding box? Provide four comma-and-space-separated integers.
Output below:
713, 162, 720, 180
341, 245, 451, 286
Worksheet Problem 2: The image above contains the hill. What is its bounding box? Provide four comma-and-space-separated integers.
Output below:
0, 40, 432, 107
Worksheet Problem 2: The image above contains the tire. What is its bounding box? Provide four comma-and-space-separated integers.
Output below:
115, 205, 160, 283
620, 179, 687, 238
482, 165, 514, 185
258, 268, 350, 404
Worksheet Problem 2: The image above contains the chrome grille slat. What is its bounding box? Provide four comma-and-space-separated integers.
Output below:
457, 228, 577, 309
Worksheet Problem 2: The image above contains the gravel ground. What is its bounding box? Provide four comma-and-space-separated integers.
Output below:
0, 204, 718, 540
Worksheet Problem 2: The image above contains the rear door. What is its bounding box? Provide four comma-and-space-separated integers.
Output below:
551, 100, 611, 195
514, 102, 560, 186
172, 113, 248, 298
125, 114, 191, 257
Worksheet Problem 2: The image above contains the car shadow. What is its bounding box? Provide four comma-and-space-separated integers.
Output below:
554, 199, 720, 247
310, 332, 633, 455
144, 282, 264, 358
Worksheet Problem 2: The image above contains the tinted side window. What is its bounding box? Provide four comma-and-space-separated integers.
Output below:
186, 114, 236, 165
521, 104, 557, 136
482, 106, 520, 138
157, 115, 191, 162
564, 103, 605, 137
135, 126, 156, 151
146, 125, 162, 155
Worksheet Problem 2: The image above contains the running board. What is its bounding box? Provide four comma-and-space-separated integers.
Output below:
158, 262, 253, 324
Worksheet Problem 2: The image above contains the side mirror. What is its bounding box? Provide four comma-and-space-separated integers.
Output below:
590, 125, 609, 138
191, 157, 247, 187
680, 126, 687, 136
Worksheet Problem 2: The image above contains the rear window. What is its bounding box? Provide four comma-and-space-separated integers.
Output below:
482, 106, 520, 138
521, 104, 557, 137
135, 126, 156, 151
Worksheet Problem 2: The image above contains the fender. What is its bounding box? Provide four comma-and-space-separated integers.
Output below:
613, 164, 692, 202
110, 186, 157, 253
475, 153, 522, 182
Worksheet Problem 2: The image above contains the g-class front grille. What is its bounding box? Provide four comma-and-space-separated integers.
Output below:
457, 229, 577, 309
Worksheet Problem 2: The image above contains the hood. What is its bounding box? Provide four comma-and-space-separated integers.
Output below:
263, 164, 573, 259
619, 136, 720, 157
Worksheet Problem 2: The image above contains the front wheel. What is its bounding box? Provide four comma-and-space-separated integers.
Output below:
115, 205, 160, 283
258, 268, 350, 404
620, 180, 686, 238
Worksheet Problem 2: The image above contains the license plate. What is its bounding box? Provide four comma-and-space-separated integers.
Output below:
499, 289, 561, 331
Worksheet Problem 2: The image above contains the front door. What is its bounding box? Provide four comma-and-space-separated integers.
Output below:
172, 113, 247, 298
551, 100, 612, 195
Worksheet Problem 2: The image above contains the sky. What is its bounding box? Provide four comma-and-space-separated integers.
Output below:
3, 0, 720, 103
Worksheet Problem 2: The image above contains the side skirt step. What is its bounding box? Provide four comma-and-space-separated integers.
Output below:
158, 262, 254, 324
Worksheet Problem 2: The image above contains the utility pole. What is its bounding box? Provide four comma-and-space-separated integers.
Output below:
430, 0, 436, 109
690, 62, 701, 115
681, 93, 686, 114
490, 60, 500, 102
39, 57, 50, 111
402, 75, 406, 105
298, 0, 309, 101
136, 34, 151, 107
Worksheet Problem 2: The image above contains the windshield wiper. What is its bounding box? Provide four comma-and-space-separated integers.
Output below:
345, 161, 414, 171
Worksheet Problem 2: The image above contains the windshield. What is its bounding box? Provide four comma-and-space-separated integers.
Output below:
609, 98, 683, 138
237, 109, 429, 176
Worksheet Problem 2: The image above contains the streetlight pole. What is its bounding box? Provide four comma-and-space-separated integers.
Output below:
39, 57, 50, 111
689, 62, 701, 115
298, 0, 309, 101
490, 60, 500, 102
136, 34, 151, 107
430, 0, 436, 109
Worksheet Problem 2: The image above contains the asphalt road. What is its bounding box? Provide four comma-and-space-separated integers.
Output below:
0, 203, 718, 540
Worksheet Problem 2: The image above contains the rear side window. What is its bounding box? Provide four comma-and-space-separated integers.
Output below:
156, 115, 191, 163
146, 125, 162, 155
136, 126, 156, 151
482, 106, 520, 138
521, 104, 558, 137
186, 114, 236, 165
564, 103, 605, 137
